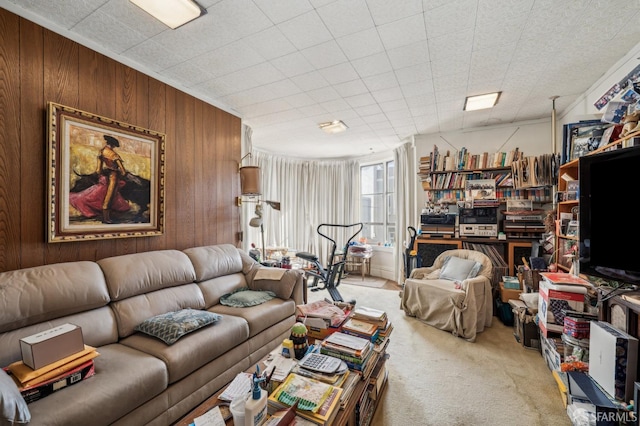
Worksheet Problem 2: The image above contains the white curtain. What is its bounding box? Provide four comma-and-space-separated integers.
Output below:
394, 139, 418, 284
249, 151, 360, 266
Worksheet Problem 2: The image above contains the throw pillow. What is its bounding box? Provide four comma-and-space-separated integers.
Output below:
438, 256, 481, 282
135, 309, 221, 345
0, 370, 30, 426
248, 267, 301, 299
220, 287, 276, 307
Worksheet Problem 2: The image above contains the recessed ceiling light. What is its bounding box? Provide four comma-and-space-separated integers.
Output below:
130, 0, 205, 29
319, 120, 348, 134
464, 92, 501, 111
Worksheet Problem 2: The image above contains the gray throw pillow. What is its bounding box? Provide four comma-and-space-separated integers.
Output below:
0, 370, 30, 425
135, 309, 221, 345
439, 256, 482, 282
220, 287, 276, 307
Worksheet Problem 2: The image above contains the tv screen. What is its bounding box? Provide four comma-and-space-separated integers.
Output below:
579, 145, 640, 285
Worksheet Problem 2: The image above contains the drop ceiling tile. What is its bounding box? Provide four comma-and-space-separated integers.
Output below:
100, 0, 166, 38
317, 0, 374, 38
282, 92, 317, 108
401, 82, 435, 98
336, 28, 385, 61
307, 86, 342, 103
74, 10, 147, 54
318, 62, 360, 85
243, 26, 297, 60
371, 87, 404, 103
428, 28, 474, 61
345, 93, 377, 108
270, 52, 316, 78
190, 41, 264, 78
362, 72, 399, 92
395, 63, 432, 85
424, 0, 477, 39
366, 0, 423, 26
242, 99, 294, 117
356, 104, 383, 116
380, 100, 409, 114
163, 61, 216, 88
253, 0, 314, 24
351, 53, 393, 78
207, 0, 272, 39
387, 41, 430, 70
334, 79, 369, 97
320, 98, 352, 113
125, 39, 192, 72
278, 10, 333, 50
290, 71, 331, 91
301, 40, 348, 69
377, 14, 427, 50
298, 104, 329, 118
214, 62, 285, 93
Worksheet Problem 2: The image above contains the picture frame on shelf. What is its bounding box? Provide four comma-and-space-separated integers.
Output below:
47, 102, 166, 243
562, 120, 607, 163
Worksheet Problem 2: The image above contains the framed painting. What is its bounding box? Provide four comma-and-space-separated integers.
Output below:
47, 102, 165, 242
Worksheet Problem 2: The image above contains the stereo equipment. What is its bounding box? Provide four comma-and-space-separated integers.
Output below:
458, 207, 498, 224
420, 213, 456, 235
459, 223, 498, 237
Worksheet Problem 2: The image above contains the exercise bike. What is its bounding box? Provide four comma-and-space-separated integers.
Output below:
296, 223, 363, 303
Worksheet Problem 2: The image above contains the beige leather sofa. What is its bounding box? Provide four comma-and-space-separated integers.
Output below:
0, 244, 304, 426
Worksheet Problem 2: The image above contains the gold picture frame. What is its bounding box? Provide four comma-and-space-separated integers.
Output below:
47, 102, 165, 242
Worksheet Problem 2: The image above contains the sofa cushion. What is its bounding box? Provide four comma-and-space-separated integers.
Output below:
98, 250, 196, 301
211, 299, 296, 338
248, 267, 303, 300
25, 344, 168, 426
120, 314, 250, 384
135, 309, 222, 345
0, 261, 109, 333
0, 370, 30, 426
439, 256, 481, 282
183, 244, 244, 282
220, 288, 276, 307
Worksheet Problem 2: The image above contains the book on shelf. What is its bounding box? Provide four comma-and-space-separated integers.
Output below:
268, 373, 343, 426
320, 346, 373, 369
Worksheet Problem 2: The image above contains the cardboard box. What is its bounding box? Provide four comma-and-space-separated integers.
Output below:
20, 324, 84, 370
537, 279, 587, 337
499, 282, 521, 303
588, 321, 638, 402
502, 276, 521, 289
566, 371, 618, 425
509, 300, 540, 350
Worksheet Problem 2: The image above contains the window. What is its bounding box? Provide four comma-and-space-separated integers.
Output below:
360, 160, 395, 246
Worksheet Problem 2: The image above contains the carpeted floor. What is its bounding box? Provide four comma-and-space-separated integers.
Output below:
339, 275, 388, 288
307, 280, 571, 426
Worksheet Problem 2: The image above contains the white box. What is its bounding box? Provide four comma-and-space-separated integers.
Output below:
20, 323, 84, 370
537, 279, 587, 337
588, 321, 638, 402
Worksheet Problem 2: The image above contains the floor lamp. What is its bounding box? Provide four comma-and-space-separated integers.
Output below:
247, 201, 281, 262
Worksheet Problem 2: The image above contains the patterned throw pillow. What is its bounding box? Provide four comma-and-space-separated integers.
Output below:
135, 309, 221, 345
220, 287, 276, 307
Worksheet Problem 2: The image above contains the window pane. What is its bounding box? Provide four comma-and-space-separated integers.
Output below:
387, 193, 396, 223
387, 161, 395, 192
362, 224, 385, 244
387, 226, 396, 245
361, 194, 383, 222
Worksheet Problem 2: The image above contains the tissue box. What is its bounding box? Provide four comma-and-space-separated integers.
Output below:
20, 324, 84, 370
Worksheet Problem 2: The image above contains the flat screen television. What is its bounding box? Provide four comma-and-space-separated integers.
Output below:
579, 144, 640, 285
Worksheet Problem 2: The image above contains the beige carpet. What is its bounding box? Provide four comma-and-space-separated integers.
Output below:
339, 275, 387, 288
306, 282, 570, 426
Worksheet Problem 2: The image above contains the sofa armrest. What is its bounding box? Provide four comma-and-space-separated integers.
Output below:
409, 266, 437, 279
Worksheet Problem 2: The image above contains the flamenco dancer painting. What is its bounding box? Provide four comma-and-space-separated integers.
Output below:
68, 134, 151, 225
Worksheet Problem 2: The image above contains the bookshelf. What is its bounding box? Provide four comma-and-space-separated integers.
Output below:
554, 128, 640, 272
418, 146, 554, 204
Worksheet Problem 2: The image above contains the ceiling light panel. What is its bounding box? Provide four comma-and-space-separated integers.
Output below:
130, 0, 204, 29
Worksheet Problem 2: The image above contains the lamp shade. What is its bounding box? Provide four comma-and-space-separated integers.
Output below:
240, 166, 261, 196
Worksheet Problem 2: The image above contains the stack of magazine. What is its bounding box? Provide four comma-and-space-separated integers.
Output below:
319, 332, 377, 379
268, 372, 343, 425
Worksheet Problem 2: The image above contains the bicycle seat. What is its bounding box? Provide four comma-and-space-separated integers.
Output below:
296, 252, 318, 262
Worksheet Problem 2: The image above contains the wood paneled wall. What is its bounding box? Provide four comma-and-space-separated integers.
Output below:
0, 9, 241, 272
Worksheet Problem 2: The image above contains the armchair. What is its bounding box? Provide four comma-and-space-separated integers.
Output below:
400, 249, 493, 342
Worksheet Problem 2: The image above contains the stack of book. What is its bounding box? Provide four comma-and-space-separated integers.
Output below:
267, 372, 343, 426
350, 306, 393, 350
319, 332, 377, 379
296, 299, 352, 340
6, 345, 99, 403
